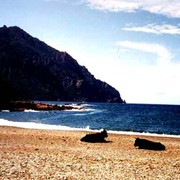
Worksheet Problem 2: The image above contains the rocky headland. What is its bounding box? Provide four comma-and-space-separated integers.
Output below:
0, 25, 125, 105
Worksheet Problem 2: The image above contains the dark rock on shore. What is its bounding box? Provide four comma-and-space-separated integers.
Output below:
0, 25, 124, 103
0, 101, 84, 112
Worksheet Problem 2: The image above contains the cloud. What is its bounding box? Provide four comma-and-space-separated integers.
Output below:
84, 0, 140, 12
116, 41, 172, 65
43, 0, 60, 1
84, 0, 180, 18
114, 41, 180, 104
123, 24, 180, 35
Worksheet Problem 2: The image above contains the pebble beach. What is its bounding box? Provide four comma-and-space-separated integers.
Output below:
0, 126, 180, 179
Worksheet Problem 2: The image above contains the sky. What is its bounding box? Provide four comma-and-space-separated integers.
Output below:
0, 0, 180, 105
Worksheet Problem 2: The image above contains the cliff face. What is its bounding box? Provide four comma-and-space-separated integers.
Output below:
0, 25, 124, 103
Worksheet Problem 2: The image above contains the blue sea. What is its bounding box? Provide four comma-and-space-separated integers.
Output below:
0, 102, 180, 137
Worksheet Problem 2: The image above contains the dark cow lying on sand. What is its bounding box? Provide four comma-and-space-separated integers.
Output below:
80, 129, 108, 143
134, 138, 166, 150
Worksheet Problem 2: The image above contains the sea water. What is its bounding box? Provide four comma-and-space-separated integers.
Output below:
0, 102, 180, 137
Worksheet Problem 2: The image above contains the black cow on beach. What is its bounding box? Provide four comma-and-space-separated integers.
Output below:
80, 129, 108, 143
134, 138, 166, 150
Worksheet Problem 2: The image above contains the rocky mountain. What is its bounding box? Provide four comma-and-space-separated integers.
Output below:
0, 25, 124, 103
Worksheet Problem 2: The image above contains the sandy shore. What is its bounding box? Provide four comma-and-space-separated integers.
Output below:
0, 126, 179, 180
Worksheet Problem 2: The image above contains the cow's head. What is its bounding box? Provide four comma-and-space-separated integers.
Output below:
101, 129, 108, 137
134, 138, 140, 147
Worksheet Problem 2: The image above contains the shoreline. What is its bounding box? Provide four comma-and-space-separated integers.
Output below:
1, 119, 180, 138
0, 126, 180, 179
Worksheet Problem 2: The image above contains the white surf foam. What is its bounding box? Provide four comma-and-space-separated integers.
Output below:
0, 118, 179, 138
24, 109, 40, 112
1, 110, 10, 112
0, 118, 78, 130
107, 130, 180, 138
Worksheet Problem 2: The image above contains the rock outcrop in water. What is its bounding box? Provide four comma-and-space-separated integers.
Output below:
0, 25, 124, 105
1, 101, 84, 112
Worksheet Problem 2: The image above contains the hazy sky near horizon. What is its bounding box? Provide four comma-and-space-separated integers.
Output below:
0, 0, 180, 104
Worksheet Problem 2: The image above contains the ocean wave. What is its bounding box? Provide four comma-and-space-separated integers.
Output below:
0, 118, 179, 138
74, 113, 87, 116
88, 109, 104, 114
1, 110, 10, 112
64, 107, 95, 112
73, 109, 104, 116
0, 118, 82, 131
107, 130, 180, 138
24, 109, 40, 112
82, 103, 96, 107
